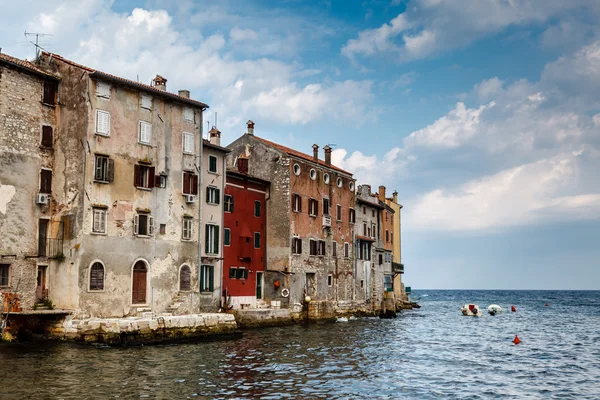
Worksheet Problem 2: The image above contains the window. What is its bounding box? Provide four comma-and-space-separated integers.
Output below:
139, 121, 152, 144
384, 275, 393, 292
363, 223, 367, 236
379, 254, 383, 265
184, 107, 194, 122
183, 132, 194, 154
254, 201, 261, 217
292, 237, 302, 254
40, 169, 52, 194
229, 267, 237, 279
95, 110, 110, 136
224, 228, 231, 246
322, 198, 330, 216
209, 155, 218, 173
237, 157, 248, 174
368, 227, 371, 237
89, 262, 104, 291
157, 175, 167, 188
349, 208, 356, 223
293, 163, 301, 176
0, 264, 10, 287
254, 232, 261, 249
236, 268, 249, 279
180, 265, 191, 291
328, 274, 333, 287
92, 208, 107, 234
386, 230, 389, 242
96, 82, 110, 98
318, 240, 326, 256
332, 242, 337, 257
363, 206, 366, 215
349, 181, 355, 191
159, 224, 166, 234
292, 194, 302, 212
134, 213, 154, 236
310, 169, 317, 180
309, 199, 318, 216
372, 210, 375, 218
94, 155, 114, 183
43, 80, 57, 105
200, 265, 214, 292
182, 172, 198, 195
391, 232, 393, 244
323, 173, 330, 184
206, 187, 220, 204
344, 242, 350, 258
309, 239, 317, 256
134, 164, 155, 189
336, 205, 342, 221
41, 126, 53, 147
182, 216, 193, 240
224, 195, 234, 212
140, 94, 152, 110
205, 224, 219, 254
337, 177, 343, 188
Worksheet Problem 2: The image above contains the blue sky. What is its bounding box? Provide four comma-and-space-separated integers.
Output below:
2, 0, 599, 289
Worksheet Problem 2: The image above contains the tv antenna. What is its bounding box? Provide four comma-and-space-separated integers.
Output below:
24, 31, 53, 58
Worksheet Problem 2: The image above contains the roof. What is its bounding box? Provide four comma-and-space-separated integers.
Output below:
251, 135, 353, 176
42, 52, 209, 109
226, 170, 271, 185
203, 139, 230, 153
357, 196, 384, 209
0, 52, 59, 80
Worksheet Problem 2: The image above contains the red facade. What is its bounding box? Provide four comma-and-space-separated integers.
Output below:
223, 172, 269, 306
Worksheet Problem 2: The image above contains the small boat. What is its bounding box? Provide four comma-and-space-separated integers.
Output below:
487, 304, 503, 316
336, 317, 349, 323
461, 304, 482, 317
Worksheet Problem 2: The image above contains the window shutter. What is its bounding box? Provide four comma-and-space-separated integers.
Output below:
183, 173, 190, 194
93, 210, 99, 232
107, 159, 115, 182
214, 228, 219, 254
209, 266, 214, 292
148, 167, 155, 188
192, 174, 198, 195
133, 215, 139, 235
216, 189, 220, 204
206, 186, 210, 203
148, 216, 154, 236
134, 165, 141, 187
100, 210, 106, 233
205, 224, 209, 253
224, 229, 230, 246
94, 157, 102, 181
41, 126, 53, 147
154, 174, 161, 187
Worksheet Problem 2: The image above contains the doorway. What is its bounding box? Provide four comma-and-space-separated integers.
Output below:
256, 272, 263, 299
36, 265, 48, 301
132, 261, 148, 304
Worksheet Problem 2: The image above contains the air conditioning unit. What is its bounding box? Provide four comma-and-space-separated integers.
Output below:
185, 194, 196, 204
36, 193, 50, 205
322, 215, 332, 227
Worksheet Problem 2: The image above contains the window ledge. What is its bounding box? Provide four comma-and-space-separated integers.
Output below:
207, 202, 219, 206
91, 232, 107, 236
41, 102, 56, 108
183, 151, 195, 156
95, 132, 110, 138
200, 291, 213, 295
136, 187, 153, 191
135, 234, 152, 238
94, 180, 110, 184
138, 142, 152, 147
88, 289, 105, 293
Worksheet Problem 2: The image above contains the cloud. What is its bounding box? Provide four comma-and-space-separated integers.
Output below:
229, 27, 258, 41
342, 0, 599, 61
392, 71, 417, 88
405, 151, 600, 231
473, 77, 503, 101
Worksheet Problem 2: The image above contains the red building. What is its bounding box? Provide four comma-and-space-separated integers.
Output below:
223, 167, 270, 309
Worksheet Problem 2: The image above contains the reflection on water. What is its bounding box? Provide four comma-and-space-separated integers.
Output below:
1, 290, 599, 399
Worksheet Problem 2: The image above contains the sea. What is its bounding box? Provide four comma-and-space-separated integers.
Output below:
0, 290, 599, 399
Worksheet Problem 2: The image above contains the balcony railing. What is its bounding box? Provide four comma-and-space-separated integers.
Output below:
38, 238, 64, 259
392, 262, 404, 274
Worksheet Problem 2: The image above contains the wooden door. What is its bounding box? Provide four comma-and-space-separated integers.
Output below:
132, 261, 147, 304
36, 266, 47, 300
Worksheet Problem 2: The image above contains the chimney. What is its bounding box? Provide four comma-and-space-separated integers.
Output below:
312, 144, 319, 162
209, 126, 221, 146
153, 75, 167, 91
323, 145, 332, 165
393, 191, 398, 203
178, 90, 190, 98
378, 185, 386, 200
237, 154, 249, 174
247, 120, 255, 135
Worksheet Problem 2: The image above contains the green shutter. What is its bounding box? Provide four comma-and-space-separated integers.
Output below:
209, 266, 214, 292
205, 224, 209, 253
216, 189, 220, 204
206, 186, 210, 203
214, 227, 219, 254
224, 228, 230, 246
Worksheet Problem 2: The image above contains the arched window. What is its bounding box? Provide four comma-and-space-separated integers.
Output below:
180, 265, 191, 291
90, 262, 104, 291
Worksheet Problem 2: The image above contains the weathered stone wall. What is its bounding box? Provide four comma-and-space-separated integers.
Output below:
0, 63, 58, 310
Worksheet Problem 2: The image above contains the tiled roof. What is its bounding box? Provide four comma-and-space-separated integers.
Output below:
252, 135, 353, 176
43, 52, 209, 109
203, 139, 230, 153
0, 52, 58, 80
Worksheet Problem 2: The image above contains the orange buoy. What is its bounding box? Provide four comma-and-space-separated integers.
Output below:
545, 303, 549, 307
513, 335, 521, 345
511, 305, 516, 312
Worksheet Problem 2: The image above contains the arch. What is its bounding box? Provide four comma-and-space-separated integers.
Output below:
89, 260, 105, 291
179, 264, 192, 291
131, 259, 149, 304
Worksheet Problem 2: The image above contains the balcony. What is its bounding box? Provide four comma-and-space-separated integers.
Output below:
322, 215, 332, 227
38, 238, 64, 259
392, 262, 404, 274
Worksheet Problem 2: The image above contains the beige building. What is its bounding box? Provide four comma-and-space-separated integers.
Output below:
384, 191, 406, 302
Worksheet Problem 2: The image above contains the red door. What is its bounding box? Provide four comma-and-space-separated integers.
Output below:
132, 261, 147, 304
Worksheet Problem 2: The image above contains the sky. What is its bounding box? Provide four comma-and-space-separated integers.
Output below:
1, 0, 599, 290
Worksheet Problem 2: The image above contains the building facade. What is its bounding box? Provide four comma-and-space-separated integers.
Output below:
384, 191, 405, 301
226, 121, 358, 314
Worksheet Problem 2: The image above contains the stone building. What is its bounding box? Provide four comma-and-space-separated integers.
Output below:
384, 191, 406, 304
0, 53, 61, 311
226, 121, 358, 316
377, 186, 396, 309
2, 51, 230, 318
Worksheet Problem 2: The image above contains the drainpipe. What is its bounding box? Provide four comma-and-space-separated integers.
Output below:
197, 108, 206, 312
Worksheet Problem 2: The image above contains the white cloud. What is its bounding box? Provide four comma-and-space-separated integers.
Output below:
341, 14, 410, 58
229, 27, 258, 41
393, 71, 417, 88
406, 151, 600, 231
473, 77, 503, 100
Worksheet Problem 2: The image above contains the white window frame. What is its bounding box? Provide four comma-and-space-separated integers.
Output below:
207, 187, 219, 204
292, 194, 301, 213
310, 168, 317, 180
224, 195, 234, 213
344, 242, 350, 258
292, 237, 302, 255
309, 198, 317, 216
206, 224, 219, 254
182, 216, 193, 240
92, 208, 107, 234
96, 82, 110, 98
139, 121, 152, 145
323, 173, 330, 184
140, 93, 152, 110
349, 181, 355, 191
95, 110, 110, 136
328, 274, 333, 287
337, 177, 343, 188
183, 107, 194, 122
293, 163, 301, 176
134, 214, 154, 237
183, 132, 194, 154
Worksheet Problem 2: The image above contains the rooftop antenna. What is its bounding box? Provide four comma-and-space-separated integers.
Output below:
206, 121, 210, 139
215, 112, 218, 129
24, 31, 53, 59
